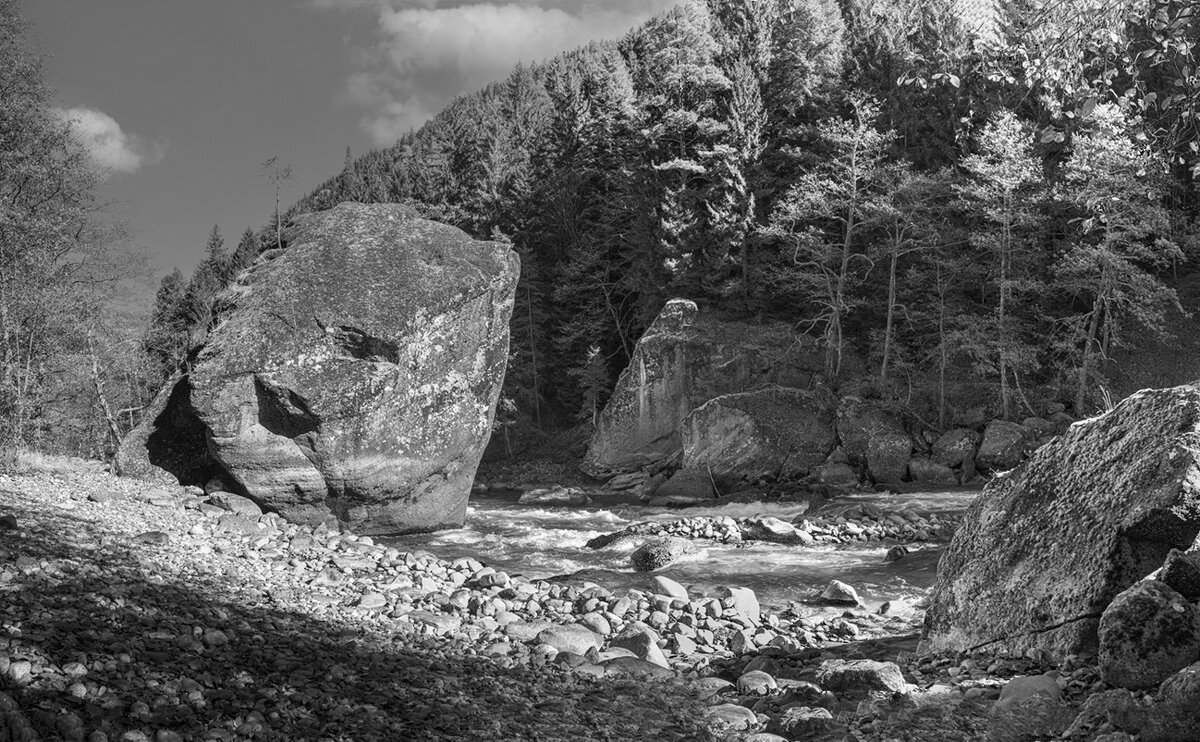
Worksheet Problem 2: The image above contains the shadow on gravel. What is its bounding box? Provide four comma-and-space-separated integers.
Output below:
0, 499, 709, 742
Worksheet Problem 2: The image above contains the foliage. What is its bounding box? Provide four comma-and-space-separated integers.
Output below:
133, 0, 1200, 439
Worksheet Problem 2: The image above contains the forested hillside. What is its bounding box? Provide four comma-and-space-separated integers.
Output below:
38, 0, 1200, 459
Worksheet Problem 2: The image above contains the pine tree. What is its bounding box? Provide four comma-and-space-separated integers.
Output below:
143, 269, 188, 378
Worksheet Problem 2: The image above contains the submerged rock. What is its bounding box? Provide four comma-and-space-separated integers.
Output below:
121, 203, 519, 534
922, 385, 1200, 658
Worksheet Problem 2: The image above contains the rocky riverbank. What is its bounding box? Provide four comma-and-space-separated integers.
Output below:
0, 465, 1190, 741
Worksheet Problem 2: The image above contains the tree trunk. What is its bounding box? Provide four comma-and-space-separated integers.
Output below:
881, 233, 899, 382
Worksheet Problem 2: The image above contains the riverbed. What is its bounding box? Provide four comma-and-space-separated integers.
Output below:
390, 488, 979, 612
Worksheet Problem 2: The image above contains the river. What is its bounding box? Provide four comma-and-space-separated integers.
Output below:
389, 488, 979, 612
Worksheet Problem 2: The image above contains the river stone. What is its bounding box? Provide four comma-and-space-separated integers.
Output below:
535, 625, 602, 656
931, 428, 980, 468
836, 397, 911, 483
818, 580, 861, 606
1158, 549, 1200, 599
922, 386, 1200, 659
610, 623, 669, 668
737, 670, 777, 695
816, 659, 906, 692
907, 458, 957, 484
1099, 580, 1200, 690
651, 575, 689, 601
517, 487, 590, 506
122, 204, 519, 534
779, 707, 835, 737
681, 386, 837, 483
582, 300, 825, 476
745, 516, 801, 543
703, 704, 761, 733
976, 419, 1031, 471
631, 538, 694, 572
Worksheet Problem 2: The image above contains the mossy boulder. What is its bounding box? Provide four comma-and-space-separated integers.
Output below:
922, 385, 1200, 659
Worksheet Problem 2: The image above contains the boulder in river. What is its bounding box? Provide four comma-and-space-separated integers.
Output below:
682, 386, 837, 485
119, 203, 519, 534
631, 538, 695, 572
581, 300, 826, 476
922, 385, 1200, 659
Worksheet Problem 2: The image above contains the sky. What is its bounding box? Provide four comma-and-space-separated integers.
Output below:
23, 0, 676, 278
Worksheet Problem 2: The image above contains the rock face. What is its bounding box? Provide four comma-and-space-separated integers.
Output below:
120, 203, 519, 534
582, 300, 824, 475
681, 387, 836, 484
921, 386, 1200, 658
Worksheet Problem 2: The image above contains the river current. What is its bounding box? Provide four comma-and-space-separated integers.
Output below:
389, 489, 979, 612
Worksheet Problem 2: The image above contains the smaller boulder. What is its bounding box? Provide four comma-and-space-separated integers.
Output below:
1159, 549, 1200, 600
907, 459, 957, 484
702, 704, 761, 734
535, 625, 603, 656
818, 579, 862, 606
737, 670, 777, 696
816, 659, 906, 692
719, 586, 760, 625
931, 428, 980, 468
778, 707, 835, 737
631, 538, 694, 572
976, 419, 1031, 471
1099, 580, 1200, 690
745, 517, 801, 543
651, 575, 690, 601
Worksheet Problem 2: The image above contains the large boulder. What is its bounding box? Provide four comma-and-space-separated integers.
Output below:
836, 397, 911, 483
120, 203, 519, 534
921, 386, 1200, 659
681, 386, 836, 484
582, 300, 825, 476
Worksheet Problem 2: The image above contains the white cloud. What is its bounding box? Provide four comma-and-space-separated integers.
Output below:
328, 0, 678, 145
55, 106, 166, 175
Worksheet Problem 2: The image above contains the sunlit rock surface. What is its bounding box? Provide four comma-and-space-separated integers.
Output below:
120, 203, 519, 534
921, 385, 1200, 658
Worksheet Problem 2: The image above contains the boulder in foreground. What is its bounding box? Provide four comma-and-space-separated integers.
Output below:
921, 385, 1200, 658
119, 203, 519, 534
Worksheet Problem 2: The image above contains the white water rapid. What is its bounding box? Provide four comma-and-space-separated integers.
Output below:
389, 489, 979, 612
